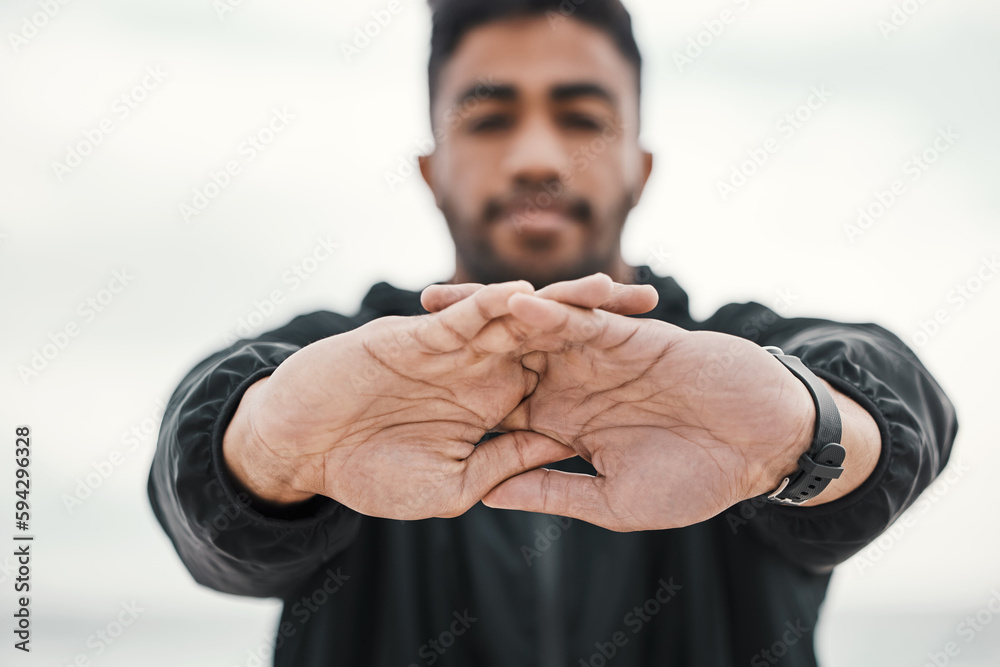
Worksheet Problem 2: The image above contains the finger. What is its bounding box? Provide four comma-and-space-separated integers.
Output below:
468, 286, 637, 354
507, 293, 685, 355
481, 468, 620, 530
421, 283, 484, 313
505, 293, 612, 350
426, 281, 534, 351
423, 276, 658, 316
596, 283, 659, 315
532, 273, 659, 316
463, 309, 564, 357
534, 272, 614, 308
461, 431, 576, 504
462, 293, 604, 354
532, 273, 657, 315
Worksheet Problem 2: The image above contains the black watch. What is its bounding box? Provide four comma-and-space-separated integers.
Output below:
761, 346, 846, 505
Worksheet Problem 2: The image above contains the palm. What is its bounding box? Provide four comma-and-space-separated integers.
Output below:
252, 282, 572, 520
488, 300, 813, 531
331, 327, 528, 517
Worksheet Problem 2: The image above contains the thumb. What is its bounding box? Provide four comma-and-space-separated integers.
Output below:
481, 468, 620, 530
498, 400, 531, 432
460, 431, 575, 504
420, 283, 483, 312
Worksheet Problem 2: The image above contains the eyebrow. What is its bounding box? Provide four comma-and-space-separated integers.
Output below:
452, 81, 617, 107
550, 82, 616, 106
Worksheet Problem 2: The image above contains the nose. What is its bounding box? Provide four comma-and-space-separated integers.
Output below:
501, 115, 569, 187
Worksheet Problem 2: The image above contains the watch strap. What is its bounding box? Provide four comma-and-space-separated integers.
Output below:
761, 346, 846, 505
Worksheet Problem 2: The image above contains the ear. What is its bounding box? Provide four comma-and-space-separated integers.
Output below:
418, 152, 440, 206
632, 149, 654, 206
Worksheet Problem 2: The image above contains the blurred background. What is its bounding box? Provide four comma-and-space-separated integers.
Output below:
1, 0, 998, 664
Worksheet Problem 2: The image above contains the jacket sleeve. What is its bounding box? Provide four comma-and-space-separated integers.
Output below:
700, 302, 959, 574
147, 311, 365, 599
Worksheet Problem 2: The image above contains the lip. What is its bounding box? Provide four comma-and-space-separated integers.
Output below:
500, 204, 577, 233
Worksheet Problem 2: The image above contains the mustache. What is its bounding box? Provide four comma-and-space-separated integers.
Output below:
482, 187, 592, 225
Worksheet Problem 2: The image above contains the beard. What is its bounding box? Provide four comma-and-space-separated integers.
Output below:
439, 188, 635, 288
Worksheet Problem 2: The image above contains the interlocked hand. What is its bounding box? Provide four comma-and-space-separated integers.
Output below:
423, 280, 815, 531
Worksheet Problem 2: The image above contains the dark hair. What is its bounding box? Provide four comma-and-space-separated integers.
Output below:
427, 0, 642, 111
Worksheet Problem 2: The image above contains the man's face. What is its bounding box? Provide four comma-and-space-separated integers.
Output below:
419, 15, 653, 287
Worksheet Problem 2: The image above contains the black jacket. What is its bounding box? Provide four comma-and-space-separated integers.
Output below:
148, 268, 957, 666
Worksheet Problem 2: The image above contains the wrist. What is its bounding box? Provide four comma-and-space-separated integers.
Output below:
751, 377, 817, 499
755, 348, 848, 506
222, 377, 316, 506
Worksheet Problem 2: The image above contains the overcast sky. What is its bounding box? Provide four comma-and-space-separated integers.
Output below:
1, 1, 998, 665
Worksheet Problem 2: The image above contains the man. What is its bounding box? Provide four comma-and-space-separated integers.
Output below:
148, 1, 957, 665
